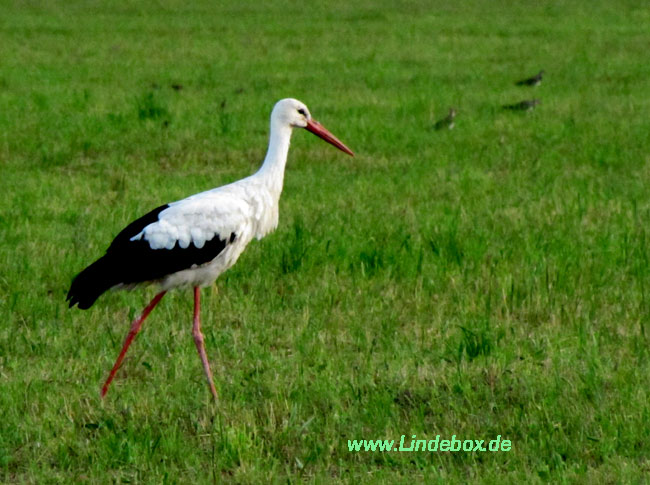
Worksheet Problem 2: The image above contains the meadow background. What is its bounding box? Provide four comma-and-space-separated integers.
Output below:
1, 0, 649, 482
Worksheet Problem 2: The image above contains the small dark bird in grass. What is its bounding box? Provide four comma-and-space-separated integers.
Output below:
502, 99, 540, 111
515, 70, 544, 86
434, 108, 457, 130
171, 84, 183, 91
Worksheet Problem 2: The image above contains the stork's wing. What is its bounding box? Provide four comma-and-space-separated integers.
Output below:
68, 187, 257, 309
106, 194, 252, 285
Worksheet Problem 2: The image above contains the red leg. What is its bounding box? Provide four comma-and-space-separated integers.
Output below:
100, 291, 166, 398
192, 286, 218, 400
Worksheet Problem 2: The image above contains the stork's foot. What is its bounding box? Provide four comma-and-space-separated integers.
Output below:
192, 328, 219, 400
101, 291, 167, 398
193, 286, 219, 400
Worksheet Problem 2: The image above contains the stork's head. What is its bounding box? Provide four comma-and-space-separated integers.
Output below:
271, 98, 354, 156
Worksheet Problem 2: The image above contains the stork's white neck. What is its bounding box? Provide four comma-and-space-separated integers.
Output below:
256, 119, 293, 199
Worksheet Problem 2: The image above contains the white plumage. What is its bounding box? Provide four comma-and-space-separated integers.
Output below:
142, 185, 262, 289
67, 98, 353, 399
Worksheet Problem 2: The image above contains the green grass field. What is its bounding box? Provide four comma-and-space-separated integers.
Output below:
1, 1, 649, 482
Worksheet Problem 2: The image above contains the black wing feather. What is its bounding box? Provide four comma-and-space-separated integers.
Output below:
67, 204, 234, 309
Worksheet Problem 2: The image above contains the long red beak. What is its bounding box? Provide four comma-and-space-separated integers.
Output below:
305, 119, 354, 156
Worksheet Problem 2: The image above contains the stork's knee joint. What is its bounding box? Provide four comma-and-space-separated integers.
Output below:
193, 329, 204, 345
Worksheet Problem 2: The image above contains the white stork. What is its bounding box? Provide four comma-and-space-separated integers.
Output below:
67, 98, 354, 399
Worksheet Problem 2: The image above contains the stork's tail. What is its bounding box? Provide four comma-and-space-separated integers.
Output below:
67, 255, 119, 309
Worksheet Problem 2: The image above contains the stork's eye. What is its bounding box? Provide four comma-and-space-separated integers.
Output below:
297, 108, 306, 116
